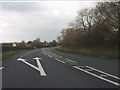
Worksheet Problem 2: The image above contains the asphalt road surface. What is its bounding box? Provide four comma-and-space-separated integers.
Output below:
1, 47, 119, 88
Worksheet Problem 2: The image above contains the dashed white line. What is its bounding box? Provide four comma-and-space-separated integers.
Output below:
86, 66, 120, 80
42, 51, 46, 55
48, 55, 52, 58
55, 58, 65, 64
44, 53, 47, 55
42, 51, 44, 54
58, 55, 62, 58
100, 75, 108, 77
66, 58, 77, 63
73, 66, 120, 86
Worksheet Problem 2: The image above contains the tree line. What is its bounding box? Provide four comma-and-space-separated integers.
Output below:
2, 38, 57, 51
57, 2, 119, 49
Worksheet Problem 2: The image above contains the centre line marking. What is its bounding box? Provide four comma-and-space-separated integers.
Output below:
66, 58, 77, 63
85, 69, 93, 71
73, 66, 120, 86
86, 66, 120, 80
58, 55, 62, 58
48, 55, 52, 58
55, 58, 65, 64
100, 75, 108, 77
42, 51, 47, 55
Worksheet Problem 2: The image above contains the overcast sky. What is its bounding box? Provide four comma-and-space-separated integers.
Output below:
0, 1, 97, 43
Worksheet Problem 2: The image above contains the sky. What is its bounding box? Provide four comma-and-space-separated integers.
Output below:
0, 0, 97, 43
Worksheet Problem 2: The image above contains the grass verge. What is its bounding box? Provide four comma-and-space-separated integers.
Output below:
2, 50, 21, 60
56, 47, 118, 59
1, 49, 30, 60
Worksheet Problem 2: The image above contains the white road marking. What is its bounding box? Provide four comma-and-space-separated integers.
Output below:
86, 66, 120, 80
33, 57, 46, 76
17, 58, 46, 76
42, 51, 46, 55
17, 58, 40, 71
42, 51, 44, 53
48, 55, 52, 58
85, 69, 93, 71
66, 58, 77, 63
44, 53, 47, 56
58, 55, 62, 58
42, 51, 47, 56
73, 66, 120, 86
42, 51, 44, 54
100, 75, 108, 77
0, 67, 4, 70
55, 58, 65, 64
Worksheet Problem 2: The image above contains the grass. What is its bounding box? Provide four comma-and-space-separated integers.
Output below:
1, 49, 32, 60
56, 47, 118, 59
1, 50, 21, 60
1, 48, 41, 61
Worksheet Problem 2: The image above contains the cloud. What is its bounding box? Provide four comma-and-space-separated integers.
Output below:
1, 10, 70, 42
2, 2, 44, 12
0, 1, 96, 43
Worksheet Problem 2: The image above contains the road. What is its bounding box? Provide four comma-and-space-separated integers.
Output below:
1, 47, 119, 88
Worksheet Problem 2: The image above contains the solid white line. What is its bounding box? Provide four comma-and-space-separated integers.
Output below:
36, 59, 46, 76
86, 66, 120, 80
66, 58, 77, 63
55, 58, 65, 64
0, 67, 4, 70
73, 66, 120, 86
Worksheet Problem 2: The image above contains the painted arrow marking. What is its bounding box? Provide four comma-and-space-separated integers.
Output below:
33, 57, 46, 76
0, 67, 4, 70
17, 57, 46, 76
